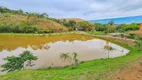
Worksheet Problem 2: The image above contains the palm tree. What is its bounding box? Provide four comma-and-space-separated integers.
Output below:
104, 41, 115, 58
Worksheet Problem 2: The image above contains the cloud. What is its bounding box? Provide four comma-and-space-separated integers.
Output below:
0, 0, 142, 20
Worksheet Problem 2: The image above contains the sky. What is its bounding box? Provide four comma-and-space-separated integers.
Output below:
0, 0, 142, 20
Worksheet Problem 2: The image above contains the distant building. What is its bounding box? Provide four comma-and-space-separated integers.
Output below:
75, 28, 85, 31
110, 33, 123, 37
140, 23, 142, 31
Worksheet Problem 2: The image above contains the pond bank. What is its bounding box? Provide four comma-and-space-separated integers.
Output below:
0, 33, 141, 80
0, 31, 86, 36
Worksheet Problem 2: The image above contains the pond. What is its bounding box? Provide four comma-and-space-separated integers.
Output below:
0, 34, 129, 75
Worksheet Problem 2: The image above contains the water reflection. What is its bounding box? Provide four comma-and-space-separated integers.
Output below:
30, 44, 50, 50
0, 34, 92, 51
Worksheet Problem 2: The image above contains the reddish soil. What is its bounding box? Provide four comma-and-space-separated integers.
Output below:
135, 31, 142, 36
112, 55, 142, 80
113, 63, 142, 80
127, 31, 142, 37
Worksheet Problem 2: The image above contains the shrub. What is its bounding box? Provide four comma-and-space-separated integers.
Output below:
135, 37, 142, 51
1, 51, 37, 72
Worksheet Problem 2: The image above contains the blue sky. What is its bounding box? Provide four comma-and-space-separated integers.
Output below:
0, 0, 142, 20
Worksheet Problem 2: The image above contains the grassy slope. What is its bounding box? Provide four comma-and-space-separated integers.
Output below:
0, 35, 142, 80
0, 13, 68, 31
60, 18, 85, 22
0, 31, 84, 36
127, 30, 142, 37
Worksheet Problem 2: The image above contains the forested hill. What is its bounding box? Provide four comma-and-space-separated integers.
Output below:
0, 7, 69, 33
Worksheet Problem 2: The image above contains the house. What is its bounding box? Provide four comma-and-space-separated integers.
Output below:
75, 28, 85, 31
140, 23, 142, 31
110, 33, 123, 37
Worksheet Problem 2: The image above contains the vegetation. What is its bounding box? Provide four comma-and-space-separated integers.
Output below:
104, 41, 115, 58
76, 21, 94, 31
135, 36, 142, 51
116, 23, 139, 32
0, 6, 95, 33
93, 21, 140, 34
1, 6, 140, 34
72, 52, 79, 67
88, 31, 104, 35
0, 6, 68, 33
0, 6, 140, 34
60, 53, 72, 62
60, 52, 79, 67
1, 51, 37, 72
0, 35, 141, 80
0, 6, 142, 80
94, 22, 116, 33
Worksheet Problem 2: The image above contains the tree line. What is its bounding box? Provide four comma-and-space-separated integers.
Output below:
51, 18, 94, 31
0, 23, 53, 33
94, 21, 140, 33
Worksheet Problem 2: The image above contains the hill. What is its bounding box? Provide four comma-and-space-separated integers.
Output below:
89, 15, 142, 24
61, 18, 85, 22
0, 7, 94, 33
0, 6, 68, 33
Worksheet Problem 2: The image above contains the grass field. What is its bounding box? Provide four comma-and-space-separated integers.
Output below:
0, 34, 141, 80
0, 31, 87, 36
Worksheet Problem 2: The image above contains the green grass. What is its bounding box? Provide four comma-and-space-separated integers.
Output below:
0, 35, 142, 80
87, 31, 105, 35
0, 32, 85, 36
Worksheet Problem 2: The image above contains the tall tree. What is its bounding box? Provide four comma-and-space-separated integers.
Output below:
108, 21, 114, 26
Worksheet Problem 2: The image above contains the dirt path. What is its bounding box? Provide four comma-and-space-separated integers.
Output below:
113, 63, 142, 80
113, 57, 142, 80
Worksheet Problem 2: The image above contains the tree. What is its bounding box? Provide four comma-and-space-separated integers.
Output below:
60, 53, 72, 62
76, 21, 93, 31
68, 20, 76, 27
20, 51, 38, 68
17, 9, 23, 15
135, 37, 142, 51
1, 56, 23, 72
95, 23, 106, 31
1, 51, 37, 72
105, 24, 116, 33
116, 23, 139, 32
41, 13, 48, 18
108, 21, 114, 26
104, 41, 115, 58
73, 52, 79, 66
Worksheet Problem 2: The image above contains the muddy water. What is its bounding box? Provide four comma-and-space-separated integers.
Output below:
0, 34, 129, 74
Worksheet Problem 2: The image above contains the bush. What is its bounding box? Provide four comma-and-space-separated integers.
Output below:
1, 51, 38, 72
95, 23, 106, 31
116, 23, 139, 32
88, 31, 105, 35
135, 37, 142, 51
